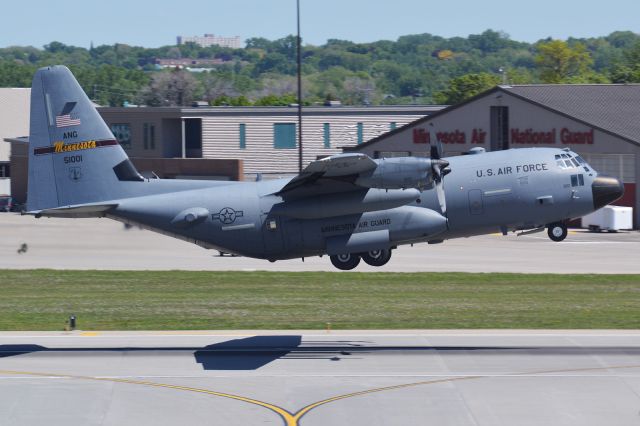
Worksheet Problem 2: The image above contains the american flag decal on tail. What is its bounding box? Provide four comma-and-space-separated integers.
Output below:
55, 114, 81, 128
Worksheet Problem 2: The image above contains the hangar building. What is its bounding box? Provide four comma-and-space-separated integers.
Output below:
345, 84, 640, 227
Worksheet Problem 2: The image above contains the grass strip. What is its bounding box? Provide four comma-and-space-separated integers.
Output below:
0, 270, 638, 330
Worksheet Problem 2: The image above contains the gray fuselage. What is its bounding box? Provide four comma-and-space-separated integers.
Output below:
108, 147, 602, 261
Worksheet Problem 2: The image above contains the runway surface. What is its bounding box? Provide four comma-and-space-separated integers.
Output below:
1, 213, 639, 273
1, 330, 640, 425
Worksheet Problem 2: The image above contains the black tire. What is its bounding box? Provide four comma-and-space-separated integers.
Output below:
547, 222, 568, 242
361, 249, 392, 267
330, 253, 361, 270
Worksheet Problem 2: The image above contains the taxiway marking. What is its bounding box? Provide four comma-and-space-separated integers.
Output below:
2, 363, 640, 425
0, 369, 294, 424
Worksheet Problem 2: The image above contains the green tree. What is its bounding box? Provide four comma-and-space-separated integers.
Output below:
535, 40, 593, 83
210, 95, 252, 106
610, 41, 640, 83
434, 73, 500, 104
139, 69, 199, 106
253, 93, 298, 106
71, 65, 149, 106
0, 30, 625, 105
0, 61, 36, 86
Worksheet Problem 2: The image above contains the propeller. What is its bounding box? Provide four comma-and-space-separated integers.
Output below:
428, 123, 451, 215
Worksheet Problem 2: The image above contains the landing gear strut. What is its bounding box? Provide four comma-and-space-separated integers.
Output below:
360, 249, 392, 267
547, 222, 568, 242
330, 253, 361, 270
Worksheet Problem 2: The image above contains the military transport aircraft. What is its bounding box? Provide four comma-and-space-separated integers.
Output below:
26, 66, 624, 270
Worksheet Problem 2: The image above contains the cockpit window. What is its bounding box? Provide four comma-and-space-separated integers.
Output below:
571, 174, 586, 187
556, 152, 590, 170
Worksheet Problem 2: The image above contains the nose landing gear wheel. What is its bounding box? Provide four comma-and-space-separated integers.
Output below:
547, 222, 568, 242
361, 249, 392, 267
330, 253, 361, 270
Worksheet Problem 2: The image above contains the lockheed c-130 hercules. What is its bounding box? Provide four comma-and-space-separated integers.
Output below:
26, 66, 624, 270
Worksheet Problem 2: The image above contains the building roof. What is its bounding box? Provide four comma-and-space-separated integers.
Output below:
503, 84, 640, 145
98, 105, 444, 118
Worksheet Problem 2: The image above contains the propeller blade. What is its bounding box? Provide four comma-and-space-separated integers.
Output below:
428, 123, 443, 160
428, 123, 449, 215
430, 143, 439, 160
435, 179, 446, 215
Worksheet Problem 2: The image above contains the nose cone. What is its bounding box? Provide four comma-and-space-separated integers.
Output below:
592, 175, 624, 210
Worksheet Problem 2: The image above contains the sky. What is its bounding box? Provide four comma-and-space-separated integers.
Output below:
1, 0, 639, 49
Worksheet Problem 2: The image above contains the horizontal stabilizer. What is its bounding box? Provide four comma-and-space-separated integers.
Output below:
30, 203, 118, 218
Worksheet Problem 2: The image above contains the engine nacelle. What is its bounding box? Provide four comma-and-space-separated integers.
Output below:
355, 157, 433, 189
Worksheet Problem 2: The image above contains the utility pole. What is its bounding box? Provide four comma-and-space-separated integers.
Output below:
296, 0, 303, 172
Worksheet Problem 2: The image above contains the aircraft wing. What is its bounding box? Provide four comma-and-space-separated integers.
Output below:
275, 153, 377, 198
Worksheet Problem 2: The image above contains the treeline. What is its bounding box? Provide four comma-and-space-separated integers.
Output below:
1, 30, 640, 106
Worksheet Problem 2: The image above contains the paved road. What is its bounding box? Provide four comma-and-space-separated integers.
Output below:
1, 330, 640, 425
1, 213, 638, 273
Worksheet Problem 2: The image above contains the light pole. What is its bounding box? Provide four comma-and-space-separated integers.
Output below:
296, 0, 303, 172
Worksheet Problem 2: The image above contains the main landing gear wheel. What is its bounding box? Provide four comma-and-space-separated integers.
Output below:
547, 222, 568, 242
330, 253, 361, 270
360, 249, 392, 267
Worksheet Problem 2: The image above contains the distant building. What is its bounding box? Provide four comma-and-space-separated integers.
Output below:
96, 105, 440, 179
153, 58, 228, 69
177, 34, 242, 49
0, 88, 30, 195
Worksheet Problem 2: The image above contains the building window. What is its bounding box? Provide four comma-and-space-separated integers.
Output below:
390, 122, 397, 130
274, 123, 296, 149
357, 122, 363, 145
0, 162, 9, 178
239, 123, 246, 149
323, 123, 330, 148
143, 123, 155, 150
110, 123, 131, 149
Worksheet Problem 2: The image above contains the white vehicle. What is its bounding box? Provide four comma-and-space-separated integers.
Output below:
582, 205, 633, 232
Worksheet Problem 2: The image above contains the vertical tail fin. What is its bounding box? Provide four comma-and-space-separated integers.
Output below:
27, 65, 142, 212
